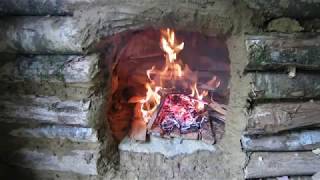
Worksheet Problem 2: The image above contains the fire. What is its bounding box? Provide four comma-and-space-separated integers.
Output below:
139, 28, 209, 122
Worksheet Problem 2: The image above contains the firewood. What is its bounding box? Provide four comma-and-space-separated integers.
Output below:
147, 105, 161, 131
251, 73, 320, 99
242, 130, 320, 151
129, 118, 147, 141
208, 101, 227, 115
200, 130, 215, 145
245, 152, 320, 179
129, 52, 162, 60
245, 34, 320, 71
246, 101, 320, 135
128, 96, 144, 103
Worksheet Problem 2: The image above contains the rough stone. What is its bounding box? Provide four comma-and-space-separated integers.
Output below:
267, 18, 304, 33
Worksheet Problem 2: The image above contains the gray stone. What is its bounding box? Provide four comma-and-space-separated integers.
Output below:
119, 135, 215, 158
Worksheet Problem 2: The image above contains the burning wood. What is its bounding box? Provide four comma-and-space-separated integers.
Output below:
151, 94, 208, 134
126, 28, 227, 144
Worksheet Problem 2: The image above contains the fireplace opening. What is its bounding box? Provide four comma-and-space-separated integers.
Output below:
102, 28, 230, 146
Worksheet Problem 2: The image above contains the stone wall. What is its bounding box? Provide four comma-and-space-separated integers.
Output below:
0, 0, 319, 180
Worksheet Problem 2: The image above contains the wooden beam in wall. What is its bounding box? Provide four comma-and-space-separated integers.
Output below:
246, 101, 320, 135
245, 34, 320, 71
242, 130, 320, 151
250, 73, 320, 99
245, 152, 320, 179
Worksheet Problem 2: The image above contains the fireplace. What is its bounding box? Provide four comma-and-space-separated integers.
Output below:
100, 28, 230, 147
2, 0, 320, 179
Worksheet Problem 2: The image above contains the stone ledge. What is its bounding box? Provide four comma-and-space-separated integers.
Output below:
119, 135, 216, 158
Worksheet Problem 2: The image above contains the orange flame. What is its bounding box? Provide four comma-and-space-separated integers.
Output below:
139, 28, 210, 122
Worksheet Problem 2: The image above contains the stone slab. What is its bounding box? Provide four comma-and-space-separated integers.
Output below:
119, 135, 215, 158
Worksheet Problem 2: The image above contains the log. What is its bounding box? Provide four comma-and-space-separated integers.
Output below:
0, 81, 94, 100
0, 17, 84, 54
0, 0, 95, 16
251, 73, 320, 99
0, 2, 236, 54
245, 34, 320, 71
1, 147, 98, 175
208, 101, 227, 115
129, 118, 147, 141
243, 0, 320, 19
0, 54, 99, 84
265, 176, 312, 180
0, 95, 91, 126
0, 122, 98, 143
246, 101, 320, 135
242, 130, 320, 151
245, 152, 320, 179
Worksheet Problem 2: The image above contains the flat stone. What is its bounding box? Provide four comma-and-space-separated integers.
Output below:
119, 135, 216, 158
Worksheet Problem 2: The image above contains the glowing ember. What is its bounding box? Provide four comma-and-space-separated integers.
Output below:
155, 94, 208, 134
138, 28, 210, 123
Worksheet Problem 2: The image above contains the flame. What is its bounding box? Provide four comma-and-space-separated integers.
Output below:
190, 83, 208, 110
139, 28, 211, 122
139, 83, 161, 122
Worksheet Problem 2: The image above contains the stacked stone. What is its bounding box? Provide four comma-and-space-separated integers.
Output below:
0, 1, 102, 179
